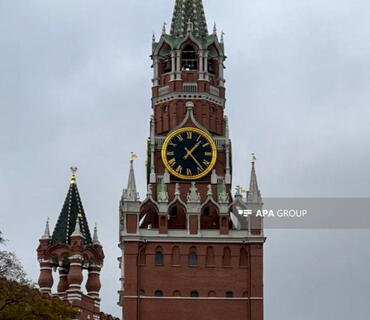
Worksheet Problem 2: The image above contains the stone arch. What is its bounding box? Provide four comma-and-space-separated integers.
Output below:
205, 246, 215, 267
200, 201, 220, 230
155, 246, 163, 266
158, 42, 172, 75
171, 246, 181, 266
239, 247, 248, 267
140, 201, 159, 229
168, 200, 187, 229
222, 247, 232, 267
188, 246, 198, 266
208, 290, 216, 297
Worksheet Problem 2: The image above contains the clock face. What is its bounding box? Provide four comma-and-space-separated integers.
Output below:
161, 127, 217, 180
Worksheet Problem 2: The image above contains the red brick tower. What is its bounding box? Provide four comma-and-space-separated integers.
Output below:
37, 168, 118, 320
119, 1, 265, 319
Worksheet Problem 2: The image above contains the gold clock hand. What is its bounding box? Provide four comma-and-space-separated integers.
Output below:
185, 147, 204, 170
183, 141, 201, 160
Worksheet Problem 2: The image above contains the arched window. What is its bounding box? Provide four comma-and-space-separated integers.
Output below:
188, 247, 198, 266
170, 206, 178, 218
155, 290, 163, 297
208, 290, 216, 297
139, 248, 146, 266
181, 44, 198, 70
243, 291, 249, 297
223, 247, 232, 267
173, 290, 181, 297
240, 248, 248, 267
171, 246, 181, 266
155, 247, 163, 266
190, 291, 199, 297
139, 289, 145, 296
206, 246, 215, 267
225, 291, 233, 298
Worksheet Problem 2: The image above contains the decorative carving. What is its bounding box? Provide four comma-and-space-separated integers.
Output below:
187, 182, 201, 203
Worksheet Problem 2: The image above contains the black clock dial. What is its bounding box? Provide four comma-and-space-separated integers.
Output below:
162, 128, 216, 180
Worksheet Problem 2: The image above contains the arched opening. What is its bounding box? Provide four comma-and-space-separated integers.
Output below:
171, 246, 181, 266
154, 290, 163, 297
181, 44, 198, 70
205, 246, 215, 267
139, 202, 159, 229
223, 247, 232, 267
190, 291, 199, 297
158, 43, 172, 75
208, 290, 216, 297
168, 202, 187, 229
139, 289, 145, 296
201, 204, 219, 229
155, 247, 163, 266
188, 247, 198, 266
207, 45, 219, 76
240, 248, 248, 267
225, 291, 234, 298
243, 291, 249, 297
173, 290, 181, 297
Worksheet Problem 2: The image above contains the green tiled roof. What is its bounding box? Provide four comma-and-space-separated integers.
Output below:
170, 0, 208, 39
51, 175, 92, 246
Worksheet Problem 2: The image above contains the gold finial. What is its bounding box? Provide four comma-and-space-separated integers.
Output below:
251, 153, 257, 164
241, 188, 246, 194
70, 166, 77, 184
130, 152, 138, 162
77, 212, 82, 218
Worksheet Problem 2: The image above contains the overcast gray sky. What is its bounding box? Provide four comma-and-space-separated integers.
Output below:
1, 0, 370, 318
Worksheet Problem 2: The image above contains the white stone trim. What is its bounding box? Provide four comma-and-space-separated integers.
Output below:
124, 296, 263, 300
153, 91, 225, 108
40, 267, 52, 271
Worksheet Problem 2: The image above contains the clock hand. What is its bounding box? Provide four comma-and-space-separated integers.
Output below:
185, 147, 204, 170
183, 141, 201, 160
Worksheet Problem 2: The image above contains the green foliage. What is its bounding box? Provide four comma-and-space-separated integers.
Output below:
0, 230, 78, 319
0, 278, 79, 320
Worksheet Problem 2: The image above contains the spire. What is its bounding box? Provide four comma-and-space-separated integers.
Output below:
123, 154, 139, 202
71, 213, 84, 238
93, 223, 101, 246
51, 167, 92, 245
42, 217, 51, 239
170, 0, 208, 39
247, 154, 262, 204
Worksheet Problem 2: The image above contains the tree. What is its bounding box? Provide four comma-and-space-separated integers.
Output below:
0, 232, 26, 283
0, 230, 79, 319
0, 278, 78, 319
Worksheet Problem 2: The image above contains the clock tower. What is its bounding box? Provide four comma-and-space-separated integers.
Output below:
118, 1, 265, 320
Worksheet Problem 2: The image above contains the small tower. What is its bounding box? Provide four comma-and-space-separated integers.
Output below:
37, 167, 106, 320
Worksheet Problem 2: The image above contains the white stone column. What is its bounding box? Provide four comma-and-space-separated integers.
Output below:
170, 51, 176, 81
153, 56, 159, 86
218, 57, 225, 87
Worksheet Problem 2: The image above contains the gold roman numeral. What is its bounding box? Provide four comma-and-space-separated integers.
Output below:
168, 158, 176, 167
186, 131, 193, 139
196, 135, 202, 141
197, 167, 204, 174
169, 142, 177, 147
205, 152, 212, 156
186, 168, 192, 176
203, 160, 210, 167
167, 151, 174, 156
176, 134, 183, 141
202, 142, 210, 147
175, 165, 183, 174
